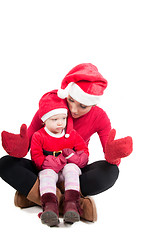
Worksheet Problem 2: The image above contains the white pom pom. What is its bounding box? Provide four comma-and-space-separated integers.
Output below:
58, 83, 73, 99
57, 89, 68, 99
65, 134, 70, 138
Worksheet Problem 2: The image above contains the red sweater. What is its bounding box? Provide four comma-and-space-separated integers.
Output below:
28, 105, 111, 155
31, 127, 89, 170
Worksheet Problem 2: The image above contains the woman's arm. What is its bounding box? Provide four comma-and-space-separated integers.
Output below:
96, 109, 111, 153
96, 110, 133, 165
28, 110, 43, 146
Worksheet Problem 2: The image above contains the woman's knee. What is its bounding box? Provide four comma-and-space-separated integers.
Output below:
106, 162, 119, 180
103, 160, 119, 177
91, 161, 119, 193
0, 155, 22, 177
0, 155, 11, 176
99, 161, 119, 189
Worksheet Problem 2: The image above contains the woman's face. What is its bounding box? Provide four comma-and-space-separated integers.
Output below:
67, 95, 92, 118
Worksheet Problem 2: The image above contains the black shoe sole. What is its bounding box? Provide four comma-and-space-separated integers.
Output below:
41, 211, 59, 227
64, 211, 80, 224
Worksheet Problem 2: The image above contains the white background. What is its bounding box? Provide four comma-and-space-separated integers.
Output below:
0, 0, 159, 239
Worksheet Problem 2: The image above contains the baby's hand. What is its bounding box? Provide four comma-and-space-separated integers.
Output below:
42, 154, 67, 173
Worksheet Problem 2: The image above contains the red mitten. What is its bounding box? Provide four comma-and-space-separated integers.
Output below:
1, 124, 29, 158
62, 148, 88, 168
105, 129, 133, 165
42, 154, 67, 173
62, 148, 76, 159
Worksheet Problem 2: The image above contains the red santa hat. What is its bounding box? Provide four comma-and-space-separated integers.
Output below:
39, 90, 73, 138
57, 63, 108, 106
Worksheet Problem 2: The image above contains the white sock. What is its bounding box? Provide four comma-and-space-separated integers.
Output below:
39, 169, 58, 196
62, 163, 81, 192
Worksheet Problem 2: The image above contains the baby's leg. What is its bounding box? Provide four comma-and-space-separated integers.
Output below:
39, 169, 58, 196
62, 163, 82, 223
39, 169, 59, 227
62, 163, 81, 191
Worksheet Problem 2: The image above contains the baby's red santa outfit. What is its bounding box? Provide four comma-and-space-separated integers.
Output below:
31, 90, 89, 226
31, 90, 89, 171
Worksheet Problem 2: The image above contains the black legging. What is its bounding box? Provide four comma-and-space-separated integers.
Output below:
0, 155, 119, 197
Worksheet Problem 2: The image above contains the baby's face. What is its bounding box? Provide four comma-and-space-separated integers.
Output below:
45, 113, 67, 134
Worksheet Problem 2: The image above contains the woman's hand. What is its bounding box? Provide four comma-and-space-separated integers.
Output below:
42, 154, 67, 173
1, 124, 29, 158
105, 129, 133, 165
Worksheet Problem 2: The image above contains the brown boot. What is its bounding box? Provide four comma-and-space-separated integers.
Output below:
14, 178, 41, 208
27, 178, 41, 206
63, 190, 82, 224
14, 179, 62, 209
14, 191, 38, 208
40, 192, 59, 227
80, 195, 97, 222
57, 180, 65, 194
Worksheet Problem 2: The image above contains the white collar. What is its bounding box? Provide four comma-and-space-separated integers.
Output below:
44, 126, 65, 138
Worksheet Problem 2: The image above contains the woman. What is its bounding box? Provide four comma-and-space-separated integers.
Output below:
0, 63, 133, 222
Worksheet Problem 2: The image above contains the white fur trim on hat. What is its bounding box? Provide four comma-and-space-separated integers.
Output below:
68, 83, 101, 106
41, 108, 68, 122
57, 83, 73, 99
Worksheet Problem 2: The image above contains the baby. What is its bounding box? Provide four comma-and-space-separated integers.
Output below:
31, 90, 89, 226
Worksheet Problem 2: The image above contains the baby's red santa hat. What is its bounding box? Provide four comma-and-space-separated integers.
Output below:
58, 63, 108, 106
39, 90, 73, 138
